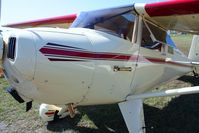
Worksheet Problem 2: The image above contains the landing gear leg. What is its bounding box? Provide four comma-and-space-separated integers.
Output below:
67, 103, 76, 118
119, 99, 146, 133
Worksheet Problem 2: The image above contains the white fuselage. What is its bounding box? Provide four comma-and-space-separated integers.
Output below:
2, 27, 192, 106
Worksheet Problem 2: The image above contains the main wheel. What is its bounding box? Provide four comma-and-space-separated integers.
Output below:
39, 104, 69, 122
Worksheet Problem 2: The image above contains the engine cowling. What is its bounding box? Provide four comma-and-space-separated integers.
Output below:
2, 30, 36, 102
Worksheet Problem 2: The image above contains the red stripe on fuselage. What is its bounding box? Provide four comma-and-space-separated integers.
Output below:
48, 58, 85, 62
40, 47, 136, 61
40, 46, 192, 68
145, 0, 199, 17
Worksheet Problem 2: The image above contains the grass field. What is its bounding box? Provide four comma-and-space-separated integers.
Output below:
1, 34, 199, 133
171, 34, 193, 55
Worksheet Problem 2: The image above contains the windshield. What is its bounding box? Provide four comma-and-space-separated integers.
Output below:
71, 5, 136, 41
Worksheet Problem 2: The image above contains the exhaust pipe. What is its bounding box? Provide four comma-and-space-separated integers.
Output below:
6, 87, 25, 103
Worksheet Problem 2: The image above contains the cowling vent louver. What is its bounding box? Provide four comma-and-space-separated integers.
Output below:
7, 37, 16, 60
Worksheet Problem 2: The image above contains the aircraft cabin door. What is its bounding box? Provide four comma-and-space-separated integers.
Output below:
81, 12, 140, 105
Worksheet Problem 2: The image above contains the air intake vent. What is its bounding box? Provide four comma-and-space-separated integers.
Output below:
7, 37, 16, 60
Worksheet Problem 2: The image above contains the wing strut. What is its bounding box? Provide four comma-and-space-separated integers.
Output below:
119, 99, 146, 133
119, 86, 199, 133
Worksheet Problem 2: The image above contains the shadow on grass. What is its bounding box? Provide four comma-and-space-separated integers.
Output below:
178, 75, 199, 86
47, 75, 199, 133
47, 104, 128, 133
145, 94, 199, 133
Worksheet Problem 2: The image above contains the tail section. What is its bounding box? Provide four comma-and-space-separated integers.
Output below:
188, 35, 199, 62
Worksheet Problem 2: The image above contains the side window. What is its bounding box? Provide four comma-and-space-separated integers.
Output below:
141, 21, 162, 51
141, 20, 176, 52
93, 12, 136, 41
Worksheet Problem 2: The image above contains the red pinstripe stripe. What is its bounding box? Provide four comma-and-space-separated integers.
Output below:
40, 47, 134, 61
40, 47, 192, 68
45, 112, 55, 115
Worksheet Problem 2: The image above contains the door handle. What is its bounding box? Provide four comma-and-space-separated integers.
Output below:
113, 66, 132, 72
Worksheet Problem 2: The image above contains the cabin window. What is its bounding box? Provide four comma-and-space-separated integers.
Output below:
141, 20, 176, 50
93, 12, 135, 41
141, 21, 162, 50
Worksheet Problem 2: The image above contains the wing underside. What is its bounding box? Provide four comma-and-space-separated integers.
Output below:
3, 14, 77, 28
135, 0, 199, 34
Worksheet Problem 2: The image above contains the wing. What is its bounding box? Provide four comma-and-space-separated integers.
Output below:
135, 0, 199, 34
3, 14, 77, 28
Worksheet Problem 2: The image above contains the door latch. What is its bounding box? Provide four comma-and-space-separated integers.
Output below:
113, 66, 132, 72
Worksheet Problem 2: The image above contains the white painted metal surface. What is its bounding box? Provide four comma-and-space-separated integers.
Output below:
83, 30, 139, 105
1, 25, 193, 105
189, 35, 199, 62
119, 99, 145, 133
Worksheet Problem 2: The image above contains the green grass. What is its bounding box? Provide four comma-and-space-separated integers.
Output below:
171, 34, 193, 55
0, 78, 45, 132
0, 34, 199, 133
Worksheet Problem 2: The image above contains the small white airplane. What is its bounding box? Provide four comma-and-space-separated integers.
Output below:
2, 0, 199, 132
